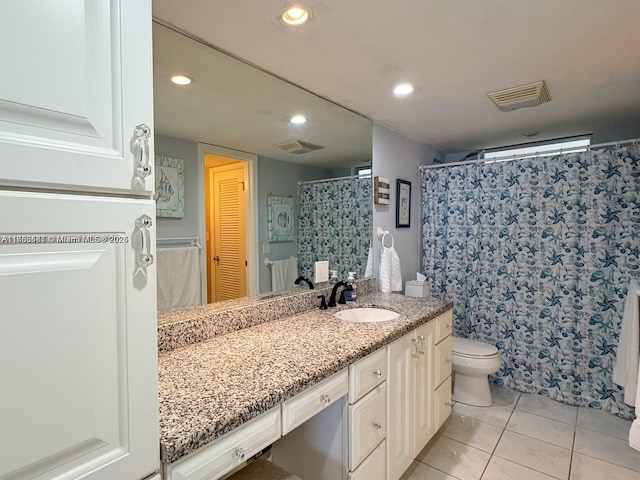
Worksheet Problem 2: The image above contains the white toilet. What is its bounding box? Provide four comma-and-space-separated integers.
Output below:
451, 337, 502, 406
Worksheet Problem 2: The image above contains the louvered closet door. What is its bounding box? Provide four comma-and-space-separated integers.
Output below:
0, 1, 154, 195
212, 166, 247, 301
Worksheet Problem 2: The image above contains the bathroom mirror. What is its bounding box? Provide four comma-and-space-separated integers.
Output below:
153, 22, 373, 307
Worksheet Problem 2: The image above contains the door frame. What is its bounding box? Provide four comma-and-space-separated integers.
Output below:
197, 143, 258, 301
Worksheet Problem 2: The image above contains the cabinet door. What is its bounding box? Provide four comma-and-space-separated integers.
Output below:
413, 322, 436, 453
0, 1, 154, 194
386, 333, 414, 480
0, 191, 158, 480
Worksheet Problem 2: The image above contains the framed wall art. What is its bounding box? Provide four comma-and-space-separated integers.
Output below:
155, 155, 184, 218
396, 179, 411, 228
267, 194, 294, 242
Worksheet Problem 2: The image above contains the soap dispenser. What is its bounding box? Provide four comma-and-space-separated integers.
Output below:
345, 271, 357, 301
329, 270, 338, 285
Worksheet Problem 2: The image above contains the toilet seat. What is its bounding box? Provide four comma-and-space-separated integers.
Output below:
452, 337, 498, 358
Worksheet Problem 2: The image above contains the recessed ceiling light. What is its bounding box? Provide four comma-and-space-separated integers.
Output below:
170, 75, 192, 86
290, 114, 307, 124
282, 6, 310, 26
393, 83, 414, 96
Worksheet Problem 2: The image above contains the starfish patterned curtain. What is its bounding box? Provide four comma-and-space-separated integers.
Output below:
421, 145, 640, 418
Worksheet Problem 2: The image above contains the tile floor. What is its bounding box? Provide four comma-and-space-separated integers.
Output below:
401, 384, 640, 480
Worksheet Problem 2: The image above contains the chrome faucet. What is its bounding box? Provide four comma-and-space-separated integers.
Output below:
294, 276, 314, 289
328, 281, 349, 307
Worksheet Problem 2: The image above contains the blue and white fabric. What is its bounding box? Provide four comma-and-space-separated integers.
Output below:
298, 177, 372, 280
421, 145, 640, 418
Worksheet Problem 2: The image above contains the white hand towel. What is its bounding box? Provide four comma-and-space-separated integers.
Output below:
612, 279, 640, 406
271, 257, 298, 292
365, 244, 373, 278
379, 232, 402, 293
157, 246, 201, 313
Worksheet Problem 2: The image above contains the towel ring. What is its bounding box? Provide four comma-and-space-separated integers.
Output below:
381, 231, 394, 248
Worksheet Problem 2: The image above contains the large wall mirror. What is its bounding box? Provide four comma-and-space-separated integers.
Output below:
153, 22, 373, 312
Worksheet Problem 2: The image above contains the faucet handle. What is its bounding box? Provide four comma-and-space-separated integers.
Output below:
317, 295, 328, 310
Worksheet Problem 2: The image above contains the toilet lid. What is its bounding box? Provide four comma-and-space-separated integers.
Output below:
452, 337, 498, 357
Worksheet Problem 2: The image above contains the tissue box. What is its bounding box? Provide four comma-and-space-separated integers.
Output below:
405, 280, 430, 298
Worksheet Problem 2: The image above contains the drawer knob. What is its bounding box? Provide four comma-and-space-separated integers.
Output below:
373, 369, 382, 378
373, 422, 382, 430
446, 358, 453, 364
233, 447, 245, 460
321, 394, 331, 404
444, 401, 454, 407
446, 324, 452, 329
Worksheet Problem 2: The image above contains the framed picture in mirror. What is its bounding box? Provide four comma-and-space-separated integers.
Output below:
396, 179, 411, 228
268, 195, 294, 242
155, 155, 184, 218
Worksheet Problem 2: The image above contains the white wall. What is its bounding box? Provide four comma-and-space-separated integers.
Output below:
371, 124, 444, 291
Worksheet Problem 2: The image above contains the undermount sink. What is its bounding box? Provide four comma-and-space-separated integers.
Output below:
333, 307, 400, 323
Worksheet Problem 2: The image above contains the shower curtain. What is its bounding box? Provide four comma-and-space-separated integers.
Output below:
421, 144, 639, 417
298, 176, 372, 280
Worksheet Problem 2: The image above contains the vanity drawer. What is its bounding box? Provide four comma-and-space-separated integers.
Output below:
434, 376, 452, 430
348, 440, 386, 480
348, 382, 387, 470
435, 310, 453, 343
435, 334, 452, 388
282, 369, 348, 435
165, 407, 281, 480
349, 347, 387, 404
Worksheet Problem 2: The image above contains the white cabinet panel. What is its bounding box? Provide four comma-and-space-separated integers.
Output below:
349, 347, 386, 404
0, 1, 154, 194
0, 191, 158, 480
435, 335, 452, 387
166, 408, 281, 480
282, 370, 348, 435
435, 377, 453, 430
435, 310, 453, 343
349, 440, 386, 480
386, 333, 414, 480
349, 383, 386, 469
413, 322, 435, 452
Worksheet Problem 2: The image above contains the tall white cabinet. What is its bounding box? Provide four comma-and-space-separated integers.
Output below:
0, 2, 159, 480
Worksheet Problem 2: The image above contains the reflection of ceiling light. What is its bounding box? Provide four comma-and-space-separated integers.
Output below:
171, 75, 192, 85
282, 6, 310, 25
393, 83, 414, 96
290, 114, 307, 124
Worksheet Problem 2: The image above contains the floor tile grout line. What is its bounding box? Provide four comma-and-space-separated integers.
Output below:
478, 396, 518, 480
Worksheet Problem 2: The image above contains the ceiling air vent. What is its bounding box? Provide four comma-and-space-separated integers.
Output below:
488, 80, 551, 112
276, 139, 324, 154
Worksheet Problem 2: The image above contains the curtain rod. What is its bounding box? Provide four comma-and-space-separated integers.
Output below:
298, 174, 371, 186
420, 137, 640, 171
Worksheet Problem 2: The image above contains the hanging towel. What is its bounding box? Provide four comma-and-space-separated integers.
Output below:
157, 246, 201, 313
379, 232, 402, 293
365, 243, 373, 278
271, 256, 298, 292
612, 279, 640, 406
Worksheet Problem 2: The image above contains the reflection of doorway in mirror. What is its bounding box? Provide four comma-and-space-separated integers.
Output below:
205, 155, 248, 302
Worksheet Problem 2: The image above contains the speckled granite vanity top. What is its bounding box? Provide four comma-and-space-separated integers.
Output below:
158, 291, 452, 465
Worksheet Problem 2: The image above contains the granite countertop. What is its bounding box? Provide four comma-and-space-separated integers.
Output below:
158, 292, 452, 465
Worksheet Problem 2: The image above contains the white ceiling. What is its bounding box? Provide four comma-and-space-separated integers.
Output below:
153, 23, 372, 169
153, 0, 640, 155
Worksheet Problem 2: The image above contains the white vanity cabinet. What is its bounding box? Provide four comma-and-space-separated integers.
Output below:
387, 310, 453, 480
434, 311, 454, 429
164, 408, 282, 480
348, 348, 387, 479
0, 2, 158, 480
